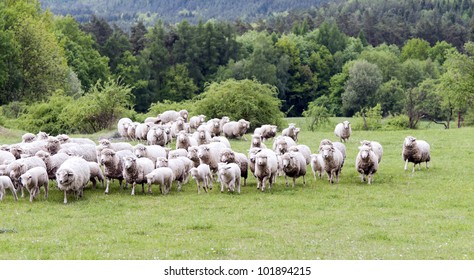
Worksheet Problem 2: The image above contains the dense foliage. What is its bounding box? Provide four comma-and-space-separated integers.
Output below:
1, 0, 474, 133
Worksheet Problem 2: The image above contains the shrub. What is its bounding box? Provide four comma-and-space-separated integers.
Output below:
303, 99, 331, 131
193, 79, 284, 130
353, 104, 383, 130
385, 114, 411, 130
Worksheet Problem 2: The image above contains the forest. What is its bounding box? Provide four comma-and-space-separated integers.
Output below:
1, 0, 474, 134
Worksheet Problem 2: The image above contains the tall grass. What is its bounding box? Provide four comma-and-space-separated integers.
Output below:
0, 120, 473, 260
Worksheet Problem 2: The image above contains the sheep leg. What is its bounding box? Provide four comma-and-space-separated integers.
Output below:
90, 177, 97, 189
63, 190, 68, 204
141, 183, 145, 194
368, 174, 373, 184
303, 175, 306, 185
220, 181, 224, 193
29, 189, 34, 203
237, 178, 241, 194
105, 178, 111, 194
0, 191, 3, 201
284, 175, 289, 187
197, 182, 201, 194
147, 183, 152, 194
10, 186, 18, 201
292, 177, 296, 188
44, 183, 48, 199
131, 182, 136, 195
404, 159, 409, 170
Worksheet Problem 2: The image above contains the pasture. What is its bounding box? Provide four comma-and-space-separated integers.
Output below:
0, 120, 473, 260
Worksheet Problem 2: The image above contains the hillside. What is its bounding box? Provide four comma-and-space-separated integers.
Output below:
40, 0, 331, 29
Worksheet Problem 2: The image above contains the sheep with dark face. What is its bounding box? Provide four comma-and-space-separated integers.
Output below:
100, 148, 133, 194
355, 145, 379, 184
56, 157, 90, 204
122, 156, 155, 195
334, 121, 352, 142
319, 144, 344, 184
280, 152, 306, 187
20, 166, 49, 202
402, 136, 430, 172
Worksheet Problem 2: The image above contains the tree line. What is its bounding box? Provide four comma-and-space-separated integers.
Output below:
1, 0, 473, 135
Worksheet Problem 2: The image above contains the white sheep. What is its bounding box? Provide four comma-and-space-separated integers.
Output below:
144, 116, 161, 124
135, 122, 152, 141
126, 122, 140, 140
205, 118, 221, 137
0, 176, 18, 201
250, 134, 267, 149
334, 121, 352, 142
155, 157, 188, 191
197, 142, 227, 174
7, 156, 46, 197
402, 136, 431, 172
122, 156, 155, 195
159, 109, 189, 124
0, 150, 16, 165
36, 131, 49, 141
134, 144, 167, 164
170, 117, 189, 137
220, 148, 249, 186
98, 139, 134, 153
22, 133, 36, 143
35, 150, 70, 180
310, 154, 324, 180
117, 117, 133, 139
146, 126, 168, 146
189, 115, 206, 131
88, 162, 105, 189
280, 152, 307, 187
282, 123, 298, 141
254, 124, 278, 141
288, 144, 311, 165
176, 131, 198, 150
360, 140, 383, 163
56, 134, 96, 145
222, 119, 250, 139
320, 144, 344, 184
210, 136, 231, 149
56, 157, 91, 204
190, 164, 213, 194
100, 148, 134, 194
272, 136, 297, 155
218, 162, 241, 193
186, 146, 200, 168
254, 148, 278, 192
168, 148, 188, 159
319, 139, 346, 166
355, 145, 379, 184
59, 143, 98, 163
146, 167, 175, 195
193, 125, 212, 145
19, 166, 49, 202
219, 116, 230, 135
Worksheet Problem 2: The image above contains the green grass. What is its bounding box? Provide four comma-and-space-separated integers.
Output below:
0, 120, 473, 260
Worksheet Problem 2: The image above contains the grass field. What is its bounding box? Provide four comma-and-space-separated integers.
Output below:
0, 119, 473, 260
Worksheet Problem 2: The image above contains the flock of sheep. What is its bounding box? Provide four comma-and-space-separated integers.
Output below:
0, 110, 431, 203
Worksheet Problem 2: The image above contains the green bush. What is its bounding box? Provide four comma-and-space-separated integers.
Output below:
303, 96, 331, 131
385, 114, 411, 130
193, 79, 284, 130
353, 104, 383, 130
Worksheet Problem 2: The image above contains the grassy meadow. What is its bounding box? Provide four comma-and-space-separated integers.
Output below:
0, 118, 473, 260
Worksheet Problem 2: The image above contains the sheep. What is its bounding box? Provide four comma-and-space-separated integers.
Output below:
7, 156, 46, 197
254, 148, 278, 192
144, 116, 161, 124
355, 145, 379, 184
117, 117, 133, 139
22, 133, 36, 143
16, 141, 48, 157
146, 167, 175, 195
223, 119, 250, 140
220, 148, 249, 186
361, 140, 383, 163
334, 121, 352, 142
288, 144, 312, 165
294, 127, 301, 142
218, 162, 241, 193
100, 148, 134, 194
35, 150, 70, 180
122, 156, 155, 195
98, 139, 133, 153
319, 144, 344, 184
206, 118, 221, 137
88, 162, 105, 189
282, 123, 298, 141
59, 144, 98, 163
126, 122, 140, 140
168, 149, 188, 159
193, 125, 212, 145
187, 146, 201, 168
134, 144, 167, 164
8, 145, 23, 159
36, 131, 49, 141
19, 166, 49, 202
310, 154, 324, 180
155, 157, 188, 191
190, 164, 213, 194
210, 136, 231, 149
146, 126, 168, 146
56, 157, 91, 204
176, 131, 198, 150
273, 136, 297, 155
189, 115, 206, 131
219, 116, 230, 135
319, 139, 346, 166
250, 134, 267, 149
0, 176, 18, 201
159, 109, 189, 124
170, 117, 189, 137
280, 152, 307, 187
197, 142, 227, 174
0, 150, 16, 165
254, 125, 278, 141
56, 134, 96, 145
45, 136, 62, 155
402, 136, 431, 172
247, 147, 261, 177
135, 123, 152, 141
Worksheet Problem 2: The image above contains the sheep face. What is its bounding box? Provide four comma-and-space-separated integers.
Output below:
343, 121, 350, 129
197, 146, 210, 160
56, 169, 74, 185
187, 147, 198, 159
252, 135, 262, 146
256, 155, 268, 167
123, 156, 136, 170
19, 174, 32, 189
134, 146, 146, 158
320, 145, 335, 160
156, 157, 168, 168
404, 136, 416, 148
177, 132, 187, 143
100, 149, 116, 165
281, 154, 293, 168
99, 139, 111, 147
358, 146, 371, 160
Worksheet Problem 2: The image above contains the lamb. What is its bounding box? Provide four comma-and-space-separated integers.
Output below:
288, 144, 311, 165
19, 166, 49, 202
135, 123, 152, 141
197, 142, 227, 174
35, 150, 70, 180
22, 133, 36, 143
250, 134, 267, 149
206, 118, 221, 137
88, 162, 105, 189
56, 157, 91, 204
190, 164, 213, 194
134, 144, 167, 164
146, 126, 168, 146
0, 176, 18, 201
155, 157, 188, 191
100, 148, 134, 194
310, 154, 324, 179
355, 145, 379, 184
7, 156, 46, 197
280, 152, 307, 187
282, 123, 298, 141
159, 109, 189, 124
194, 125, 212, 145
334, 121, 352, 142
218, 162, 241, 194
402, 136, 431, 172
59, 143, 98, 163
254, 125, 278, 141
319, 144, 344, 184
146, 167, 175, 195
122, 156, 155, 195
210, 136, 231, 148
294, 127, 301, 142
360, 140, 383, 163
273, 136, 297, 155
222, 119, 250, 139
168, 149, 188, 159
220, 148, 249, 186
117, 117, 133, 139
187, 146, 201, 168
176, 131, 198, 150
189, 115, 206, 131
254, 148, 278, 192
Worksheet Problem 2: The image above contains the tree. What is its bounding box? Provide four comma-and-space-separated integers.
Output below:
130, 20, 147, 55
303, 96, 331, 131
376, 79, 405, 116
400, 38, 431, 61
194, 79, 284, 129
